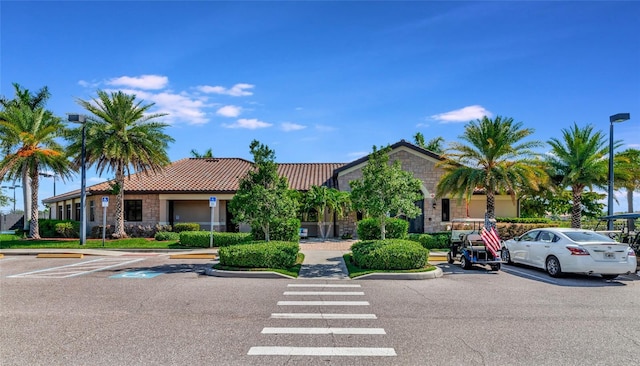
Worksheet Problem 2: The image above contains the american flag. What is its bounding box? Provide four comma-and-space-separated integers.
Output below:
481, 226, 501, 259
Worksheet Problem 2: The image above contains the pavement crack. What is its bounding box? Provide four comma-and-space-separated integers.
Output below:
405, 284, 436, 303
456, 336, 487, 365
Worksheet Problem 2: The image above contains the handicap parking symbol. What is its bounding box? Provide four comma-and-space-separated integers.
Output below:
110, 270, 163, 279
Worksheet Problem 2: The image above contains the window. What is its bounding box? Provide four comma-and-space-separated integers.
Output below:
57, 205, 63, 220
124, 200, 142, 221
75, 203, 81, 221
441, 199, 450, 222
65, 204, 71, 220
89, 201, 95, 222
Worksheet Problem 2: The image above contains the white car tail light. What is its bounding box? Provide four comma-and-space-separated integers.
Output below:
628, 248, 636, 257
566, 246, 590, 256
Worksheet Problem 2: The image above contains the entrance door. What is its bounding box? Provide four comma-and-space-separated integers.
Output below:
225, 204, 239, 232
408, 199, 424, 233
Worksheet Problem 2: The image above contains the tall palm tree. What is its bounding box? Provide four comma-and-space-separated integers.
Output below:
436, 116, 546, 219
413, 132, 445, 154
190, 148, 213, 158
615, 148, 640, 231
0, 103, 73, 238
0, 83, 53, 230
547, 123, 610, 228
68, 90, 174, 238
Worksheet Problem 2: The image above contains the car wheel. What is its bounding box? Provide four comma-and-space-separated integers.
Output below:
460, 255, 471, 270
545, 256, 562, 278
601, 274, 618, 280
501, 249, 512, 264
490, 263, 501, 271
447, 252, 455, 264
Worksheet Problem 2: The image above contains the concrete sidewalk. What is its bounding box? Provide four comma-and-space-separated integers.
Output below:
298, 250, 351, 279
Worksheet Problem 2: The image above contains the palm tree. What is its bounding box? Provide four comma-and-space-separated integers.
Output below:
190, 148, 213, 158
68, 90, 174, 238
615, 148, 640, 231
413, 132, 445, 154
0, 83, 53, 230
436, 116, 546, 219
0, 103, 73, 238
304, 186, 351, 239
547, 123, 610, 228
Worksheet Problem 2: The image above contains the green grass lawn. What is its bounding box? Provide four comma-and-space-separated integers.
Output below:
0, 235, 191, 249
213, 253, 305, 278
343, 253, 437, 278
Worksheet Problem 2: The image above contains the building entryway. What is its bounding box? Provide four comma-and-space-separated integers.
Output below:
408, 199, 424, 233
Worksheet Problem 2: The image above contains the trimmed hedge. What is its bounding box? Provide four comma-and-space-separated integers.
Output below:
251, 218, 300, 242
89, 224, 172, 238
219, 241, 300, 268
155, 231, 180, 241
497, 217, 551, 224
351, 239, 428, 270
408, 231, 451, 249
55, 221, 80, 238
173, 223, 200, 232
179, 231, 253, 247
356, 218, 408, 240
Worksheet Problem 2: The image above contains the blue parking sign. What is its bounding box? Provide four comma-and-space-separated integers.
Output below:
209, 196, 217, 207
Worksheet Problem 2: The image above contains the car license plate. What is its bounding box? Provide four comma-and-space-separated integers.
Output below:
604, 252, 615, 259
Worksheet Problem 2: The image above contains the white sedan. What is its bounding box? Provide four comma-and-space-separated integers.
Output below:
501, 228, 637, 280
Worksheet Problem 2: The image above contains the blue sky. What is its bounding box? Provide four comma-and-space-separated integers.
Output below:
1, 0, 639, 214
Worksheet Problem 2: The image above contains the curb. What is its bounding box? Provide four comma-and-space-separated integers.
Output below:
353, 267, 443, 280
205, 267, 295, 279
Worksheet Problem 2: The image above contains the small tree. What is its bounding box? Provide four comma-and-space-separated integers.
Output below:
304, 185, 351, 240
350, 145, 422, 240
229, 140, 297, 241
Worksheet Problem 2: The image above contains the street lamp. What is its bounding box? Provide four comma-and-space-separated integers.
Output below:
607, 113, 630, 230
39, 172, 57, 219
68, 114, 87, 245
1, 184, 21, 213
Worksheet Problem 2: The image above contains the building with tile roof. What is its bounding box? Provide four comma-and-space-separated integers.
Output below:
43, 140, 518, 237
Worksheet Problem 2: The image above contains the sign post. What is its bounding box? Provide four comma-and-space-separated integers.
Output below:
101, 197, 109, 247
209, 196, 217, 248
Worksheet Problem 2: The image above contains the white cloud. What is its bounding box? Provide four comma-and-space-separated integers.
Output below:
110, 88, 209, 125
197, 83, 254, 96
430, 105, 492, 123
281, 122, 306, 132
216, 105, 242, 118
107, 74, 168, 90
223, 118, 272, 129
315, 124, 336, 132
416, 122, 430, 128
78, 80, 100, 88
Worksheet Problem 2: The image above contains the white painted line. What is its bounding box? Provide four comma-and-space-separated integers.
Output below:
248, 346, 396, 356
7, 258, 144, 278
278, 301, 369, 306
287, 284, 361, 288
65, 258, 145, 277
501, 267, 559, 284
283, 291, 364, 296
262, 327, 386, 335
7, 258, 107, 277
271, 313, 377, 319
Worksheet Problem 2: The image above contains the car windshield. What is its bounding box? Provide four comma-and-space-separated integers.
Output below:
563, 231, 617, 243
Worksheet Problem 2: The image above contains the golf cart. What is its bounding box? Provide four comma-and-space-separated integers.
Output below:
447, 218, 502, 271
595, 213, 640, 264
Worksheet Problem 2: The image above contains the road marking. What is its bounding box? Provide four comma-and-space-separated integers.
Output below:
501, 267, 559, 284
110, 270, 163, 279
248, 346, 396, 356
277, 301, 369, 306
271, 313, 377, 319
287, 284, 361, 288
283, 291, 364, 296
262, 327, 386, 335
7, 258, 144, 278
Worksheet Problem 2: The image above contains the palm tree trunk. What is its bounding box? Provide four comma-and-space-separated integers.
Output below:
486, 190, 496, 219
571, 186, 582, 229
113, 167, 127, 238
29, 171, 40, 239
627, 189, 635, 232
22, 169, 32, 232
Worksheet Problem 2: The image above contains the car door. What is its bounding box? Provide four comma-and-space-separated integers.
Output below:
529, 230, 555, 268
511, 230, 540, 264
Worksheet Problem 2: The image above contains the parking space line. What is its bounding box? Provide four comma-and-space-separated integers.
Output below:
7, 258, 144, 278
283, 291, 365, 296
287, 284, 361, 288
277, 301, 370, 306
270, 313, 378, 319
65, 258, 144, 278
262, 327, 386, 335
248, 347, 397, 356
501, 267, 559, 284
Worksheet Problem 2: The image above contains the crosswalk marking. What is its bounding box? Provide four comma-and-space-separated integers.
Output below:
7, 258, 144, 278
270, 313, 377, 319
262, 327, 386, 335
283, 291, 364, 296
248, 347, 397, 356
277, 301, 369, 306
287, 284, 361, 288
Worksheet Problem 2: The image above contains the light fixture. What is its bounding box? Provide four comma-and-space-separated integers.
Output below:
607, 113, 630, 230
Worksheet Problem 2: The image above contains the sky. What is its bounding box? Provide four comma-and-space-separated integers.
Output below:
1, 0, 639, 214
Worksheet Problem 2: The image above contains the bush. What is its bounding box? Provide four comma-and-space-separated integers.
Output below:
251, 218, 300, 242
351, 239, 428, 270
90, 224, 171, 238
408, 231, 451, 249
39, 219, 73, 237
155, 231, 180, 241
219, 241, 299, 269
55, 221, 80, 238
356, 217, 408, 240
173, 223, 200, 232
179, 231, 254, 247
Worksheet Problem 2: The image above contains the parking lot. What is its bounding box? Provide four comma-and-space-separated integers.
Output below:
1, 254, 639, 365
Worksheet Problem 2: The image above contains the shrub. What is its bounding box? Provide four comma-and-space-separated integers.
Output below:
219, 241, 299, 269
55, 221, 80, 238
213, 232, 253, 247
39, 219, 72, 237
179, 231, 254, 247
356, 217, 408, 240
155, 231, 180, 241
251, 218, 300, 242
179, 231, 212, 247
351, 239, 428, 270
89, 224, 171, 238
173, 223, 200, 232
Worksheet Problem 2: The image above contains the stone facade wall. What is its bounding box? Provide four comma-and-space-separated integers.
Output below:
87, 194, 160, 230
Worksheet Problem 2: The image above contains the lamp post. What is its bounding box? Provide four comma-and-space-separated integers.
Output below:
607, 113, 630, 230
68, 114, 87, 245
1, 184, 21, 213
39, 172, 57, 219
